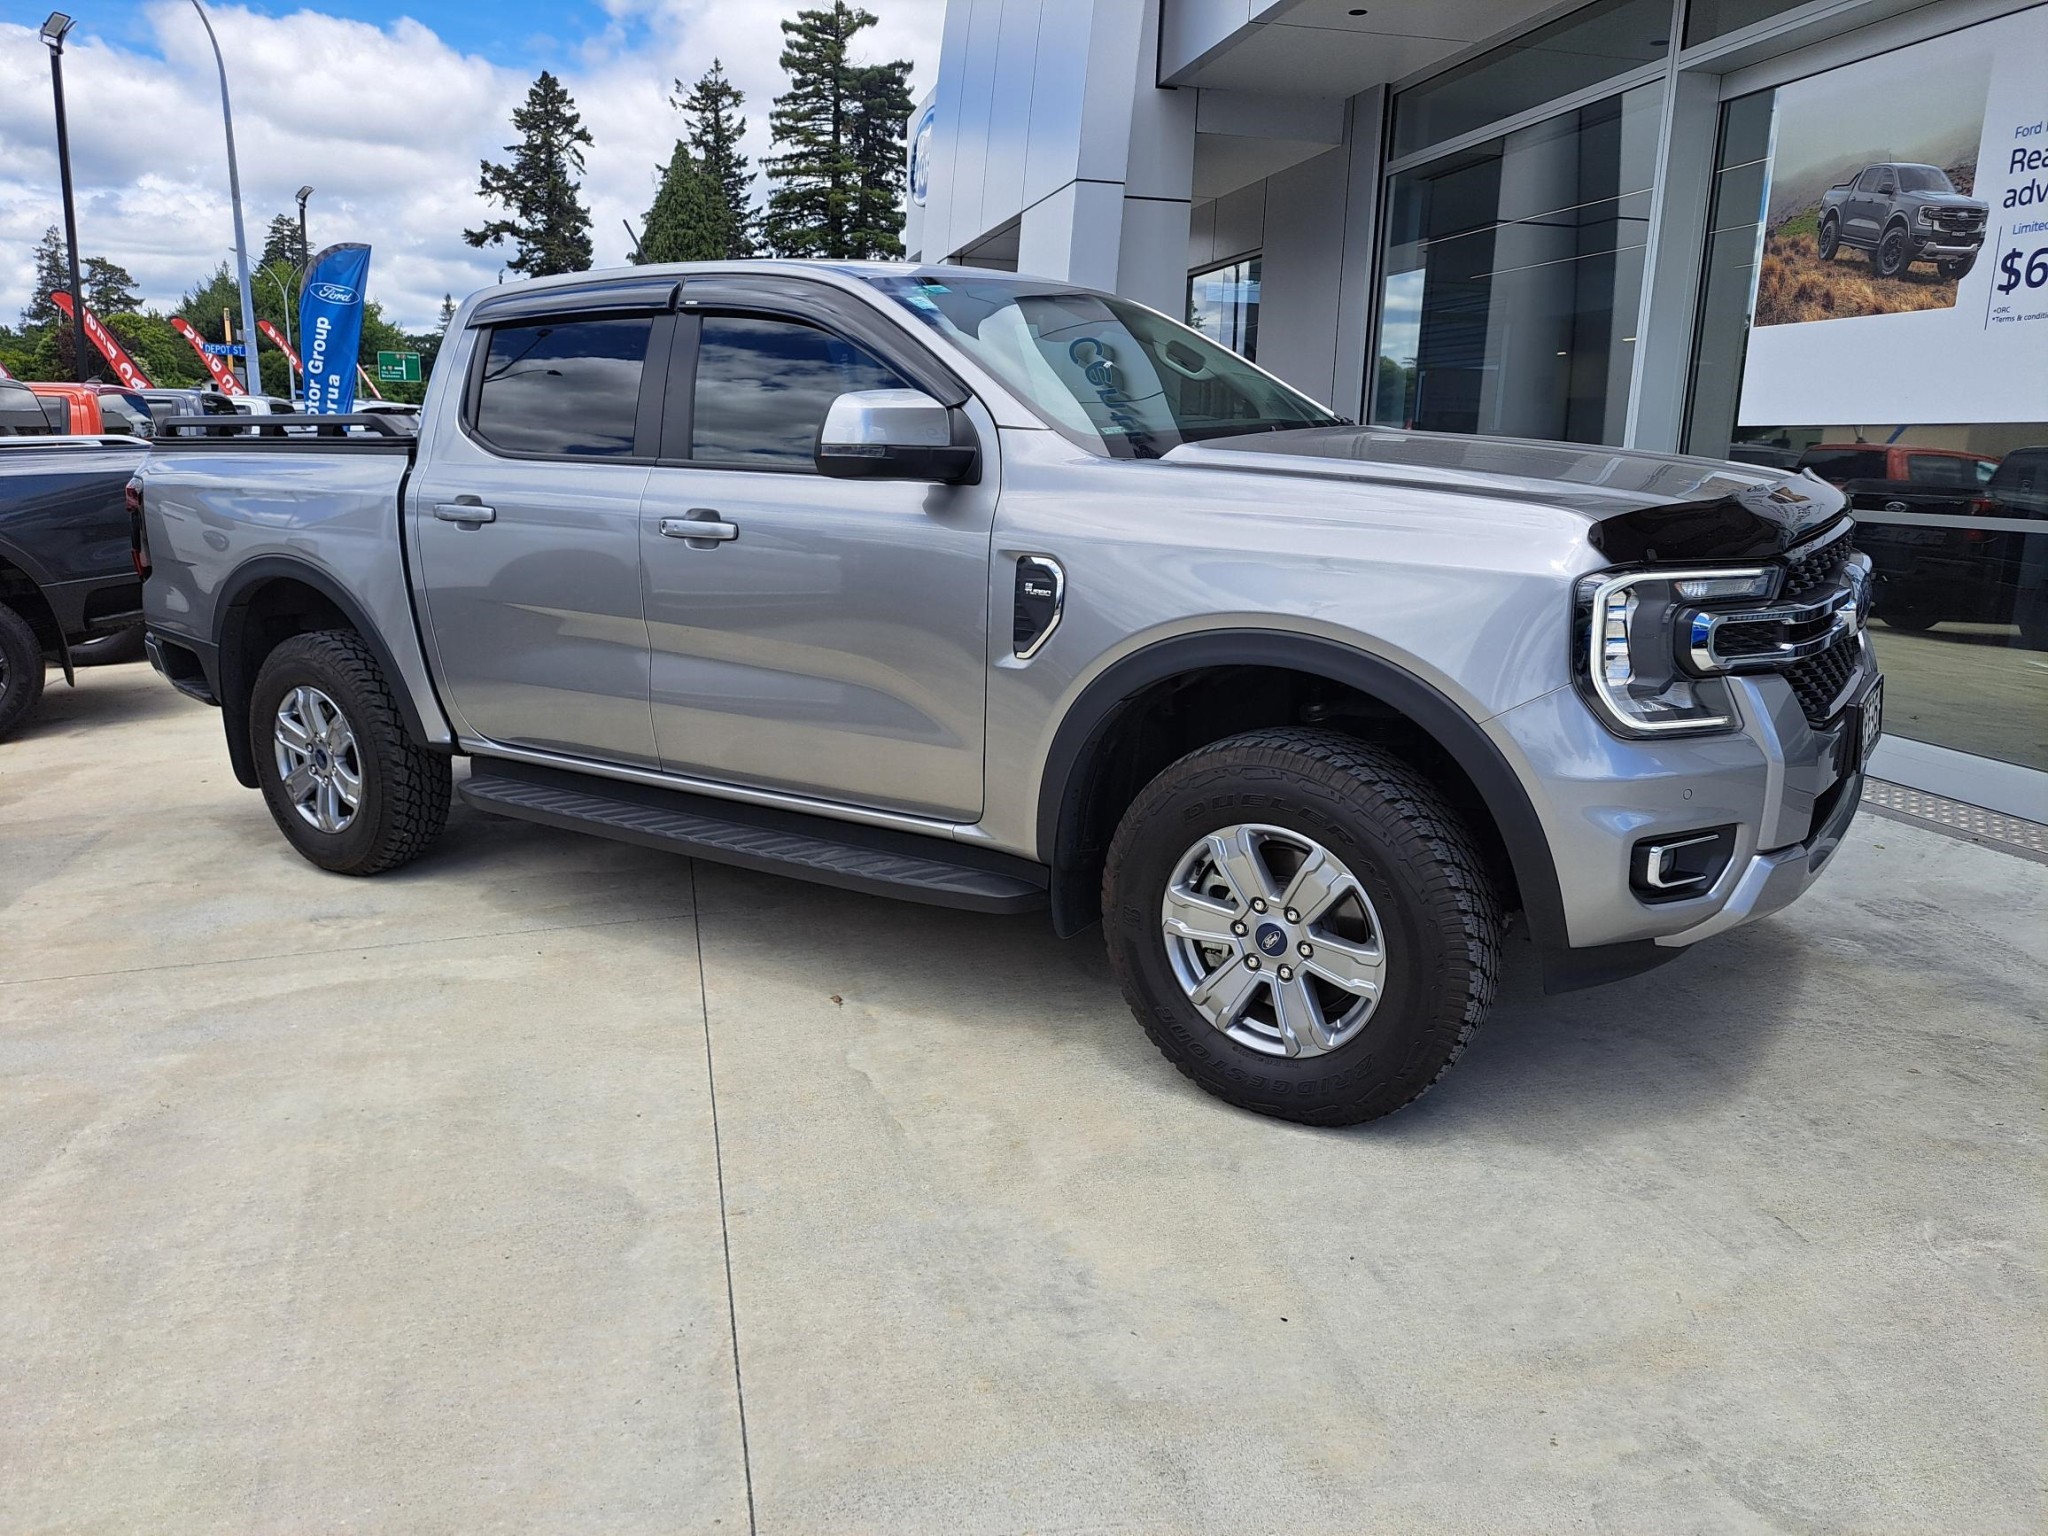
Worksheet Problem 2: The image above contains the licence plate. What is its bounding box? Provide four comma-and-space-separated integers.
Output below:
1854, 679, 1883, 772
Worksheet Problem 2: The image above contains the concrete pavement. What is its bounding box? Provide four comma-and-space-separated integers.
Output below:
3, 663, 2043, 1533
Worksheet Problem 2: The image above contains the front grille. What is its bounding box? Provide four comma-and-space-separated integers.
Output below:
1933, 210, 1983, 233
1780, 520, 1855, 601
1785, 629, 1861, 722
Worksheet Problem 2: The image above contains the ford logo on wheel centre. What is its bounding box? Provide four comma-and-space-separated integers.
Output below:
1254, 923, 1288, 957
310, 283, 357, 304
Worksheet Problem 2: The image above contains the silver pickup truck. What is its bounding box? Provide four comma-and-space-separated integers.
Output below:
135, 261, 1882, 1124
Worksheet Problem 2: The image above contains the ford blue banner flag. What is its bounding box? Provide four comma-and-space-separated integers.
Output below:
298, 243, 372, 414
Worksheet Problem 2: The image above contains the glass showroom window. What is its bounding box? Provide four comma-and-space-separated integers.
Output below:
1187, 256, 1261, 361
1683, 8, 2048, 776
1372, 82, 1662, 445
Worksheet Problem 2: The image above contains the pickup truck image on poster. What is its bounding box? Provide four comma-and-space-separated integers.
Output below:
1754, 42, 1992, 327
1738, 6, 2048, 429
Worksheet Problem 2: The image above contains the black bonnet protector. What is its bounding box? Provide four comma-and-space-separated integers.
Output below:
1590, 473, 1847, 564
1171, 425, 1848, 561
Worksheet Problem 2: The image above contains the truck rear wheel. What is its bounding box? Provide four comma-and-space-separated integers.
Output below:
0, 599, 46, 742
249, 630, 450, 875
1101, 728, 1502, 1126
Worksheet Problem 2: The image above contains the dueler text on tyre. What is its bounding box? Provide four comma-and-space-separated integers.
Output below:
1101, 729, 1502, 1126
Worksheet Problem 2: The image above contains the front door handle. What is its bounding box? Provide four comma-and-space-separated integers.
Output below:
433, 499, 496, 524
660, 509, 739, 546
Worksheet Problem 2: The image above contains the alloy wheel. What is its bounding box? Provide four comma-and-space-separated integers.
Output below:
1160, 823, 1387, 1058
273, 684, 362, 833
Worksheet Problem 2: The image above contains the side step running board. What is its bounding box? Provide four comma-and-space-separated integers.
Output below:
459, 758, 1047, 915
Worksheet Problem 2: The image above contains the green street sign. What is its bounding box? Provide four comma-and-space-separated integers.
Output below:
376, 350, 422, 383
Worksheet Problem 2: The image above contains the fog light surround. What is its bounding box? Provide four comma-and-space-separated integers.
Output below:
1631, 826, 1738, 902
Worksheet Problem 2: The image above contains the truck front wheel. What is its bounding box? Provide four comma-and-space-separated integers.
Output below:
249, 630, 450, 875
1817, 214, 1841, 260
1101, 729, 1502, 1126
0, 600, 47, 742
1875, 225, 1912, 278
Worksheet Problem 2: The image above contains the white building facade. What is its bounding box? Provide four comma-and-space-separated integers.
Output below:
906, 0, 2048, 816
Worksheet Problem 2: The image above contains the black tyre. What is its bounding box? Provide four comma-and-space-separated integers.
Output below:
1817, 215, 1841, 260
250, 629, 450, 875
1875, 225, 1911, 278
0, 599, 47, 742
1937, 254, 1975, 281
1102, 729, 1502, 1126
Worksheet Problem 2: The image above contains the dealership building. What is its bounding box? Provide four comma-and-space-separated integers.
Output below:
905, 0, 2048, 818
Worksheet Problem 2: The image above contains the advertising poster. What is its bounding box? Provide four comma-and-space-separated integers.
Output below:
1738, 7, 2048, 426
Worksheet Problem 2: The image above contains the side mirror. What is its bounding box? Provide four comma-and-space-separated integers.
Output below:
816, 389, 979, 484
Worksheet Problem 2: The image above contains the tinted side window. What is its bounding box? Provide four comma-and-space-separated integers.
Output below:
472, 316, 652, 458
1856, 167, 1886, 192
1906, 454, 1970, 487
100, 394, 150, 437
1800, 448, 1885, 484
38, 398, 70, 433
0, 381, 46, 436
691, 315, 906, 467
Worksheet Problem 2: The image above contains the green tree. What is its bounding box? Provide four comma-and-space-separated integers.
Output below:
258, 212, 308, 270
638, 145, 725, 263
465, 71, 595, 277
82, 256, 141, 316
21, 227, 68, 328
675, 60, 756, 258
762, 3, 913, 259
103, 313, 208, 387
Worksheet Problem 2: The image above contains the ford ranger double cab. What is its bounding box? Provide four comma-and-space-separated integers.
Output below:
135, 263, 1883, 1124
1817, 163, 1987, 279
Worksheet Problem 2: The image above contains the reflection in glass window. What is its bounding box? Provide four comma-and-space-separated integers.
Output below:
1390, 0, 1669, 160
473, 316, 651, 457
1684, 0, 1812, 49
1186, 256, 1261, 361
1372, 83, 1662, 445
691, 316, 905, 467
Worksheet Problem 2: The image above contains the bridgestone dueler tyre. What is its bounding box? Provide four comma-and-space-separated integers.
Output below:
250, 629, 450, 876
0, 599, 46, 742
1102, 728, 1502, 1126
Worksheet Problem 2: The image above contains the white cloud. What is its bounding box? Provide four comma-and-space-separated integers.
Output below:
0, 0, 943, 331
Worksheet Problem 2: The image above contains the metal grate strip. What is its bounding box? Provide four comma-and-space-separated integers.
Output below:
1862, 779, 2048, 863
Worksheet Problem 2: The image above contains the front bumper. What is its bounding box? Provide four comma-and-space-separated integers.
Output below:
1913, 237, 1983, 258
1488, 637, 1880, 956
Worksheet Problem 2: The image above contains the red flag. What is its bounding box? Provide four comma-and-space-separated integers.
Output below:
168, 315, 246, 395
0, 359, 12, 380
50, 291, 154, 389
256, 319, 302, 377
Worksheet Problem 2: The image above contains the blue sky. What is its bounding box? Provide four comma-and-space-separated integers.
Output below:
1, 1, 944, 328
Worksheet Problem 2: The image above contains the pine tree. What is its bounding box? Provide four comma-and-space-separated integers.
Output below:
82, 257, 141, 315
438, 294, 457, 331
675, 61, 755, 258
465, 71, 595, 277
259, 213, 308, 270
763, 3, 913, 259
22, 227, 69, 328
639, 145, 726, 263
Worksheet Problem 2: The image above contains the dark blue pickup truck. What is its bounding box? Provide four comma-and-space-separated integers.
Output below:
0, 426, 151, 737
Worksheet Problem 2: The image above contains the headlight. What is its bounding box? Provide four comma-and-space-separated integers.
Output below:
1572, 569, 1775, 737
1916, 206, 1935, 224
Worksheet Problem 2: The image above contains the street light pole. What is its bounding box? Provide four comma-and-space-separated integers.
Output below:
189, 0, 262, 396
296, 185, 313, 265
40, 14, 90, 384
255, 264, 297, 397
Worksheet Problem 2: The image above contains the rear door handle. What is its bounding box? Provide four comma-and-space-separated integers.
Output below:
659, 510, 739, 545
433, 500, 496, 524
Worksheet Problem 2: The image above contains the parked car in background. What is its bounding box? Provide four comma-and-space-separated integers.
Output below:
26, 382, 155, 438
0, 435, 151, 736
137, 261, 1883, 1125
1798, 442, 2038, 642
140, 388, 242, 431
1816, 163, 1987, 279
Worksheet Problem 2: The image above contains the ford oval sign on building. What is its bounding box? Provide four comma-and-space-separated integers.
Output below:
910, 104, 937, 206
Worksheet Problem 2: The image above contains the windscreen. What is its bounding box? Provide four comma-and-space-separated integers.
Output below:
1895, 166, 1954, 194
864, 273, 1340, 458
